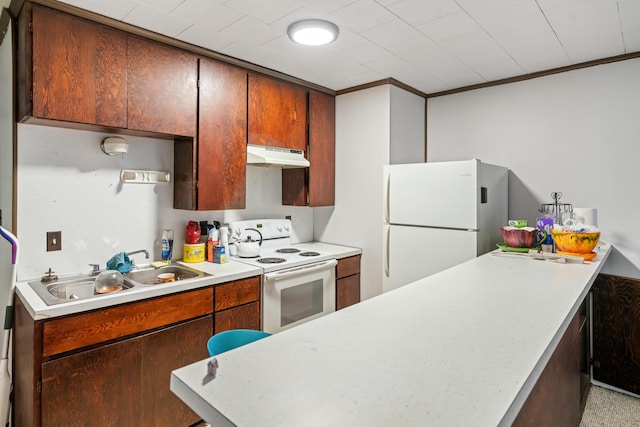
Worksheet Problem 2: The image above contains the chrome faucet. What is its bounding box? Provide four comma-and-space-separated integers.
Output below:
126, 249, 150, 259
126, 249, 150, 269
88, 264, 101, 277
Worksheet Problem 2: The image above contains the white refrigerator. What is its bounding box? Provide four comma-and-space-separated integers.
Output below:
383, 159, 508, 293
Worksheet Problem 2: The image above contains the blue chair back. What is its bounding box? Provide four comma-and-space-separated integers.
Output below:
207, 329, 271, 356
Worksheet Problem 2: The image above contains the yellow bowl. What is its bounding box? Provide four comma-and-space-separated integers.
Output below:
551, 230, 600, 254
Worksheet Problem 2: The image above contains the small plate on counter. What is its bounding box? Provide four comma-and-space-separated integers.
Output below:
496, 243, 542, 253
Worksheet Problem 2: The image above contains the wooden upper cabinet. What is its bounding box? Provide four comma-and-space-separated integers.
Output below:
282, 90, 335, 206
197, 58, 247, 210
248, 74, 307, 151
29, 4, 127, 127
308, 90, 336, 206
127, 36, 197, 137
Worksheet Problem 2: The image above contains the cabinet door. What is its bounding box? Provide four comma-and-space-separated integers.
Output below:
41, 337, 144, 427
282, 90, 335, 206
142, 316, 212, 426
31, 5, 127, 127
512, 312, 581, 427
215, 302, 261, 334
197, 58, 247, 210
128, 36, 197, 137
336, 256, 361, 310
592, 274, 640, 395
337, 274, 360, 310
248, 74, 307, 151
308, 90, 335, 206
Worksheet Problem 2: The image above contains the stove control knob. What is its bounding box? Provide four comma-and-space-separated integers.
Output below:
284, 224, 290, 231
277, 224, 283, 232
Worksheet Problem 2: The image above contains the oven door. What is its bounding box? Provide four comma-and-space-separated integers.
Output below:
263, 259, 337, 334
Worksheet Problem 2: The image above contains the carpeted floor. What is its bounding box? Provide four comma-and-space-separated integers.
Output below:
580, 385, 640, 427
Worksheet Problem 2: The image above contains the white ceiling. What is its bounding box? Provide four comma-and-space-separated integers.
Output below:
54, 0, 640, 94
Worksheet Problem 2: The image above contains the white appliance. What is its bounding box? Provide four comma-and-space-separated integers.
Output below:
227, 219, 336, 334
383, 159, 508, 292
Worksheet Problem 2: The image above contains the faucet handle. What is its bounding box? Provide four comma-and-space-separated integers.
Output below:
89, 264, 100, 276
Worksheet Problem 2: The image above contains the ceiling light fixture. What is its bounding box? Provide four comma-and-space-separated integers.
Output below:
287, 19, 339, 46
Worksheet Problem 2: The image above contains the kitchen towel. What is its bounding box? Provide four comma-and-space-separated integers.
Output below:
106, 252, 133, 273
573, 208, 598, 227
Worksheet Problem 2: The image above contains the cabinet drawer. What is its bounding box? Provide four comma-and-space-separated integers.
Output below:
336, 255, 361, 279
214, 302, 261, 334
337, 274, 360, 310
214, 276, 260, 311
43, 287, 213, 357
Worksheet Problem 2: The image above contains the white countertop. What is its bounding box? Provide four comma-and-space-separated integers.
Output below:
290, 241, 362, 259
15, 260, 262, 320
15, 241, 360, 320
171, 244, 611, 427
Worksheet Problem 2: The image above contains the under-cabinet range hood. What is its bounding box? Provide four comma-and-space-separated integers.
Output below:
246, 144, 310, 168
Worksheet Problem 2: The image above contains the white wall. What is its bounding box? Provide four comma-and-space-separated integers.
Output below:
314, 85, 392, 299
427, 58, 640, 279
16, 124, 313, 281
0, 22, 14, 323
314, 84, 425, 300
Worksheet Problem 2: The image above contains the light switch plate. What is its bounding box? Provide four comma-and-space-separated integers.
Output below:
47, 231, 62, 251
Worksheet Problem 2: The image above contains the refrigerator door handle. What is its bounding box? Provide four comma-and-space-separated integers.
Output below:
384, 224, 390, 277
384, 171, 390, 224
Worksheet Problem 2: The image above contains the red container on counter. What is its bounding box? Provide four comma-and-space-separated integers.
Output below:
186, 221, 201, 244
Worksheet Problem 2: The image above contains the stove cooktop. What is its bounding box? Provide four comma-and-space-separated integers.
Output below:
227, 219, 336, 272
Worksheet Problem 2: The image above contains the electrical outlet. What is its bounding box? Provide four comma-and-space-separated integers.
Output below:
47, 231, 62, 251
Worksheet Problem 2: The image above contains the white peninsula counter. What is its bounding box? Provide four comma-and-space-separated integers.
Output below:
171, 245, 611, 426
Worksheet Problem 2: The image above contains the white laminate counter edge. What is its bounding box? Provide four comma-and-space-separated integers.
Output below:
498, 245, 612, 426
170, 375, 234, 427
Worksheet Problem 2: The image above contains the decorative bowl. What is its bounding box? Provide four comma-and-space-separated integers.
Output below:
500, 226, 547, 249
551, 230, 600, 254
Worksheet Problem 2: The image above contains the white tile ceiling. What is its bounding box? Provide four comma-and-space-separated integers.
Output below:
55, 0, 640, 94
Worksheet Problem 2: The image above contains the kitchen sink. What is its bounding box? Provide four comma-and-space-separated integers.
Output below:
28, 265, 209, 306
28, 275, 135, 306
123, 265, 207, 286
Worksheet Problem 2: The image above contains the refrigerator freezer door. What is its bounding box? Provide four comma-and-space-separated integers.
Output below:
383, 224, 477, 293
385, 160, 478, 229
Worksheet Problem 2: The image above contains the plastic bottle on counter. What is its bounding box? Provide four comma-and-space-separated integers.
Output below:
219, 226, 229, 258
161, 229, 174, 264
207, 225, 219, 262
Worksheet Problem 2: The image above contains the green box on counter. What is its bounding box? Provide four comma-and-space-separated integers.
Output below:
508, 219, 528, 228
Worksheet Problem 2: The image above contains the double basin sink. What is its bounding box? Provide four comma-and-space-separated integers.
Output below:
28, 265, 209, 306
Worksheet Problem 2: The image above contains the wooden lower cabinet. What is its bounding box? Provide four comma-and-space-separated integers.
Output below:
592, 274, 640, 395
512, 311, 581, 427
41, 334, 144, 426
214, 276, 261, 333
578, 294, 591, 413
336, 255, 361, 310
14, 288, 215, 427
41, 316, 210, 427
215, 301, 260, 334
142, 316, 212, 426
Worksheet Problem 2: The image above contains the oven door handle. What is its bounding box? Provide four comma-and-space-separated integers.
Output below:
264, 259, 338, 281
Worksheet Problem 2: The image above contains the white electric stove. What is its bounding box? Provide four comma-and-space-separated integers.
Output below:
227, 219, 335, 273
227, 219, 337, 333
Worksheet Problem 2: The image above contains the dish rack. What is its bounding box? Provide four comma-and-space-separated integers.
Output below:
539, 192, 573, 225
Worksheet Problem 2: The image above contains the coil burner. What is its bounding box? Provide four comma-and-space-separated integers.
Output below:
257, 257, 287, 264
275, 248, 301, 254
299, 251, 320, 257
